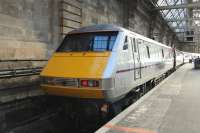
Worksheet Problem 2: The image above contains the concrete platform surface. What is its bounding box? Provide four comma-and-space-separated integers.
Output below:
96, 64, 200, 133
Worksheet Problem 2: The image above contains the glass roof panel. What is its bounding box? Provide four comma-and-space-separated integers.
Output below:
156, 0, 189, 40
157, 0, 167, 6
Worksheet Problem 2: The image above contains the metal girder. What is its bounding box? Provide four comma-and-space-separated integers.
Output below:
175, 31, 185, 33
171, 25, 200, 29
170, 25, 188, 29
156, 2, 200, 10
166, 17, 200, 22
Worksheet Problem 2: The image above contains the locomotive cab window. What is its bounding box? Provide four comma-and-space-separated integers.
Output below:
93, 36, 108, 51
57, 31, 118, 52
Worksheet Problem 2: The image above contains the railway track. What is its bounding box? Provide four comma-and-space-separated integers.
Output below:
0, 95, 68, 133
0, 79, 65, 133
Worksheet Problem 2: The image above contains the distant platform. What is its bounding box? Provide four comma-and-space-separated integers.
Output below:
96, 64, 200, 133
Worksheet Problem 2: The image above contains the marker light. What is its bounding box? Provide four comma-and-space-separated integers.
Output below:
81, 80, 88, 87
81, 80, 99, 87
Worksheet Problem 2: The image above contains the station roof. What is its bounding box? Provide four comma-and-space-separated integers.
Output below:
152, 0, 200, 43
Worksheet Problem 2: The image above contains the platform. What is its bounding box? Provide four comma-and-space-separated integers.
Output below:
96, 64, 200, 133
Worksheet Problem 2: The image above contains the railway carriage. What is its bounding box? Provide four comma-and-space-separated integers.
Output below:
40, 24, 183, 118
175, 49, 184, 66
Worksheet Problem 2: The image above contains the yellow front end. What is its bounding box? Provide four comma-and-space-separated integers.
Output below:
40, 52, 111, 99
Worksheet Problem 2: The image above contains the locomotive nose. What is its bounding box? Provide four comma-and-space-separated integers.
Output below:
40, 52, 113, 98
41, 52, 111, 79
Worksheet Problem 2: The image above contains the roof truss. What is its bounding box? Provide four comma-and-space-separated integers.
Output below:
152, 0, 200, 42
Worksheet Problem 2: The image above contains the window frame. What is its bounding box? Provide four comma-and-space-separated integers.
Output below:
123, 36, 129, 50
56, 31, 118, 52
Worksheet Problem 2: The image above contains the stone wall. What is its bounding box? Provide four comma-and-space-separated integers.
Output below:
82, 0, 124, 27
0, 0, 61, 92
0, 0, 61, 60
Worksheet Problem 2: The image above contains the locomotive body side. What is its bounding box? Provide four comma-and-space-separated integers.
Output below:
40, 25, 176, 103
175, 50, 184, 67
104, 30, 174, 102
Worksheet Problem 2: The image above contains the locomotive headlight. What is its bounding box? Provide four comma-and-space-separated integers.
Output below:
41, 77, 100, 88
41, 77, 79, 87
80, 80, 99, 87
40, 77, 55, 85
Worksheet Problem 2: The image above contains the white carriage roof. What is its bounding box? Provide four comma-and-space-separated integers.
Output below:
68, 24, 172, 49
68, 24, 124, 34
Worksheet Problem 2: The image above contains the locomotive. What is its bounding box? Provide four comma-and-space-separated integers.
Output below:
40, 24, 184, 121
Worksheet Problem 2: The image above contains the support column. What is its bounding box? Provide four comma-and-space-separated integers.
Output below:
122, 0, 138, 30
149, 11, 157, 39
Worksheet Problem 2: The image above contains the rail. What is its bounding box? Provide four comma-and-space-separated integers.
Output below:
0, 96, 64, 133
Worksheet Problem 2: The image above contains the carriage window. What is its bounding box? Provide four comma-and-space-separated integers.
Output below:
123, 36, 128, 50
162, 49, 164, 58
146, 46, 150, 58
125, 36, 128, 43
57, 31, 118, 52
137, 39, 142, 45
132, 38, 137, 52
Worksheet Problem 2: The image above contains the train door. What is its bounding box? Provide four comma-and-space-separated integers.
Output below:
131, 37, 141, 80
